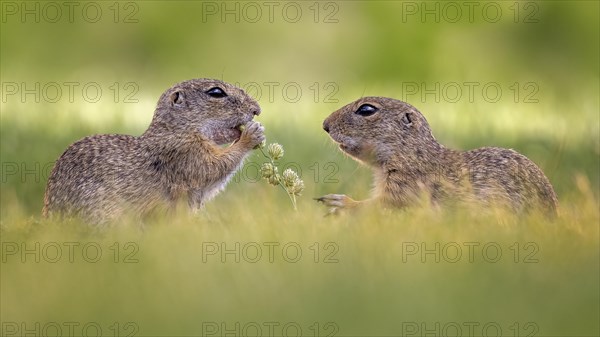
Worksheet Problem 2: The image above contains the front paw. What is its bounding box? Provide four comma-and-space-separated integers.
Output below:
240, 121, 265, 150
315, 194, 357, 215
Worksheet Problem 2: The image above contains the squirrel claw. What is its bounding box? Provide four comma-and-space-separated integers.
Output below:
314, 197, 342, 216
315, 194, 356, 212
240, 121, 265, 150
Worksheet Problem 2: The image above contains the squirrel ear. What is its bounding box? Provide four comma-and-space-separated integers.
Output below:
401, 112, 413, 128
169, 91, 185, 107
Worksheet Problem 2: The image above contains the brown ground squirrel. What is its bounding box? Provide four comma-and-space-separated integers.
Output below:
43, 79, 265, 224
317, 97, 558, 216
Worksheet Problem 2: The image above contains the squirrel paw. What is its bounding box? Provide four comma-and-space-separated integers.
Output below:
314, 194, 358, 215
240, 121, 265, 149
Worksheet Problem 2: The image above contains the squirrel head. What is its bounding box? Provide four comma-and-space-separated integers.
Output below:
323, 97, 439, 168
150, 79, 261, 145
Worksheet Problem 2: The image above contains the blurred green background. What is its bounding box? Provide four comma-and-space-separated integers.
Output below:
1, 1, 598, 336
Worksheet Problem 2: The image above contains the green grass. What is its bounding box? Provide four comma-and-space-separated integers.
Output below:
1, 193, 598, 336
1, 96, 599, 336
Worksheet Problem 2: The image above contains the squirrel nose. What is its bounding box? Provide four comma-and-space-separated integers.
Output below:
252, 107, 261, 116
323, 122, 330, 133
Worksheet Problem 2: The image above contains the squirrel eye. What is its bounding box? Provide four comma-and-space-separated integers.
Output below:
206, 87, 227, 98
355, 104, 378, 116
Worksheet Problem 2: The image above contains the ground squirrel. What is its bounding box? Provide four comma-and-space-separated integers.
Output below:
43, 79, 265, 224
317, 97, 558, 216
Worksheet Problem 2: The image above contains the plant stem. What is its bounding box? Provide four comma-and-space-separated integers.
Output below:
258, 147, 271, 160
277, 178, 297, 211
258, 146, 297, 211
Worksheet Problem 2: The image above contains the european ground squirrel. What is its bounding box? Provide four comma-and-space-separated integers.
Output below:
317, 97, 558, 216
43, 79, 265, 224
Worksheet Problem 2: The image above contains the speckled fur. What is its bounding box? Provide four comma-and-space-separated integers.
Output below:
43, 79, 264, 224
322, 97, 558, 215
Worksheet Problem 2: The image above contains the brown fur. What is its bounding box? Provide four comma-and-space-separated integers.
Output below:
43, 79, 264, 224
320, 97, 558, 216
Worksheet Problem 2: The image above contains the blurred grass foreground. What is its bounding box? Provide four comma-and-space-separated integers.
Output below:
1, 1, 599, 336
